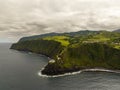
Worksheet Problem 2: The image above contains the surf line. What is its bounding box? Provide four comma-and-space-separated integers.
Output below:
38, 68, 120, 78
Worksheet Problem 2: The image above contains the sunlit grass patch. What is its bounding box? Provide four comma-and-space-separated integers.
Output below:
43, 36, 70, 46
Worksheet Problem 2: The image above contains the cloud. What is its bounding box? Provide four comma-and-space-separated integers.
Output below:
0, 0, 120, 42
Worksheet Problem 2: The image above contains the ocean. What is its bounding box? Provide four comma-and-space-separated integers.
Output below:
0, 43, 120, 90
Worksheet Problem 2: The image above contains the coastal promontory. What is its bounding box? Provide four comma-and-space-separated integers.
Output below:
11, 30, 120, 75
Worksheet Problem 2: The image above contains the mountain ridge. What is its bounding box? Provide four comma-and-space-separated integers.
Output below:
19, 30, 104, 42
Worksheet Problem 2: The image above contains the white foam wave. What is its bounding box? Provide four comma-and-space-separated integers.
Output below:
38, 68, 120, 78
82, 69, 120, 73
38, 70, 82, 78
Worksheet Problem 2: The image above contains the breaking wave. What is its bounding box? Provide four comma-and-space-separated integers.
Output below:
38, 68, 120, 78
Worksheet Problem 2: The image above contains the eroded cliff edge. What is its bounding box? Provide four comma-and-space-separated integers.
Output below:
11, 41, 120, 75
10, 31, 120, 76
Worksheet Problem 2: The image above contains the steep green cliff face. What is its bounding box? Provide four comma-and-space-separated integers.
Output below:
11, 30, 120, 75
11, 40, 64, 59
42, 43, 120, 75
63, 43, 120, 68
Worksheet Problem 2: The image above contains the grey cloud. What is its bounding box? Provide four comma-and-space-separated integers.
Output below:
1, 0, 120, 42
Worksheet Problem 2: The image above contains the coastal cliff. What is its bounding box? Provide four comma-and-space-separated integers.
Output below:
11, 30, 120, 75
11, 39, 64, 59
42, 43, 120, 75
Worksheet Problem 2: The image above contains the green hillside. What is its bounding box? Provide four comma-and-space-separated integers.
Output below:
11, 40, 64, 59
11, 30, 120, 75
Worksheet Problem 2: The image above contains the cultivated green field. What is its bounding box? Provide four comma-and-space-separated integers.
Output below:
43, 36, 70, 46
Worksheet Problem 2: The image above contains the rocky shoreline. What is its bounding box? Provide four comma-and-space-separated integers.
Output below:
40, 67, 120, 77
41, 64, 82, 75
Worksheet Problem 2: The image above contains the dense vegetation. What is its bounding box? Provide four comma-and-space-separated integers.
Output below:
11, 30, 120, 75
11, 40, 64, 59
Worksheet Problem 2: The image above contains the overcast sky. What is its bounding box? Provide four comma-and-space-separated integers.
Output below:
0, 0, 120, 42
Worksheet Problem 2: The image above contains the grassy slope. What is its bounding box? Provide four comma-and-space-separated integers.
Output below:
11, 31, 120, 75
11, 40, 64, 59
43, 36, 70, 46
62, 43, 120, 69
42, 43, 120, 75
41, 32, 120, 75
